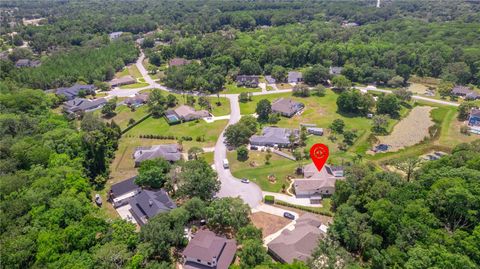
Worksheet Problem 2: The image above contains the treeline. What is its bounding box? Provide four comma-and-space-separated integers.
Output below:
309, 141, 480, 268
4, 41, 138, 89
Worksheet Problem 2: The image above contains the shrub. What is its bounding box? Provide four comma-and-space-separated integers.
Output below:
264, 195, 275, 204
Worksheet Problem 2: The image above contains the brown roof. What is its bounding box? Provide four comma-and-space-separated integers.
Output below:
109, 75, 136, 87
169, 58, 190, 67
268, 214, 326, 263
125, 93, 149, 105
293, 164, 342, 192
183, 229, 236, 269
173, 105, 210, 120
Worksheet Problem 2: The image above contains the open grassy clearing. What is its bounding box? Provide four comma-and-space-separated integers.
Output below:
125, 117, 228, 146
227, 150, 307, 193
374, 106, 435, 152
221, 83, 261, 94
119, 82, 149, 89
107, 104, 149, 130
116, 64, 142, 79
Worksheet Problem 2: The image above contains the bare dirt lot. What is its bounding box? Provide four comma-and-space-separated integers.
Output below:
250, 212, 291, 238
376, 106, 435, 152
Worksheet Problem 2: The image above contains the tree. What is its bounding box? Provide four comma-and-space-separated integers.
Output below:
388, 75, 405, 87
198, 96, 210, 110
393, 157, 420, 182
332, 75, 352, 90
303, 64, 329, 85
224, 116, 257, 148
147, 89, 167, 117
394, 88, 413, 102
183, 197, 207, 221
458, 101, 476, 120
237, 225, 263, 244
336, 90, 374, 115
186, 95, 196, 106
166, 94, 177, 107
292, 84, 310, 97
396, 64, 411, 83
256, 99, 272, 122
238, 239, 270, 269
330, 119, 345, 134
135, 158, 172, 189
376, 94, 401, 117
205, 197, 250, 232
271, 65, 287, 83
442, 62, 472, 84
371, 115, 389, 134
438, 81, 454, 98
265, 150, 272, 165
187, 147, 204, 160
237, 146, 249, 161
239, 59, 261, 75
101, 97, 117, 117
299, 126, 308, 146
343, 130, 357, 145
239, 92, 252, 103
177, 159, 220, 202
312, 84, 326, 96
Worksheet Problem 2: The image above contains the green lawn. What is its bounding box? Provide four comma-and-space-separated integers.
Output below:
125, 116, 228, 147
227, 150, 306, 193
108, 105, 150, 130
116, 64, 142, 79
221, 83, 261, 94
119, 82, 149, 89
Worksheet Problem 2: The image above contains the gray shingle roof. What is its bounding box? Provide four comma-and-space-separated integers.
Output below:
183, 229, 237, 269
133, 144, 182, 164
129, 189, 176, 225
287, 71, 302, 83
110, 177, 139, 197
271, 98, 304, 116
63, 97, 106, 113
267, 214, 326, 263
249, 127, 298, 146
265, 75, 276, 84
452, 85, 472, 95
56, 84, 95, 100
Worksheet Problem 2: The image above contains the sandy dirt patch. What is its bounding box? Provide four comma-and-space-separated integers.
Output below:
376, 106, 435, 152
407, 83, 429, 95
250, 212, 291, 238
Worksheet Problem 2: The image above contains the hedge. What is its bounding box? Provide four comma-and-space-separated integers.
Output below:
264, 195, 275, 204
274, 200, 333, 217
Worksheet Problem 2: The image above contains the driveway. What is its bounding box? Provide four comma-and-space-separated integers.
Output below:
214, 94, 263, 208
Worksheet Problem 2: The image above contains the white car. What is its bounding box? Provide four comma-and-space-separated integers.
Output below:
241, 178, 250, 184
223, 159, 229, 169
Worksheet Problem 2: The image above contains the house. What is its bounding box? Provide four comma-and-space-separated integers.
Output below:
466, 91, 480, 100
268, 214, 327, 263
169, 57, 191, 67
63, 98, 107, 115
452, 85, 471, 96
183, 229, 237, 269
307, 127, 324, 136
265, 75, 276, 84
133, 144, 182, 167
109, 75, 136, 87
329, 66, 343, 76
468, 108, 480, 134
56, 84, 96, 100
109, 177, 141, 208
250, 127, 299, 148
236, 75, 259, 88
342, 22, 359, 28
129, 189, 176, 226
287, 71, 303, 83
15, 59, 41, 68
271, 98, 305, 117
165, 105, 210, 124
293, 163, 344, 202
125, 93, 149, 107
109, 31, 124, 40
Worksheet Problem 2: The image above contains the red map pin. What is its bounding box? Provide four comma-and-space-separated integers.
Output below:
310, 143, 329, 172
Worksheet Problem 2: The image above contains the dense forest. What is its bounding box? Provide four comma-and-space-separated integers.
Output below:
309, 141, 480, 268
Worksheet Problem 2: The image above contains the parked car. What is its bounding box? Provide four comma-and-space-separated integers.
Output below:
241, 178, 250, 183
250, 145, 258, 150
223, 159, 229, 169
283, 212, 295, 220
95, 194, 102, 206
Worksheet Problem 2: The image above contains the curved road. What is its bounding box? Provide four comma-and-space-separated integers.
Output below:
109, 52, 460, 209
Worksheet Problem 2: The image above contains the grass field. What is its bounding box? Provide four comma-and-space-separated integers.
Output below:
227, 150, 305, 193
222, 83, 261, 94
125, 116, 228, 147
108, 105, 150, 130
116, 64, 142, 79
119, 82, 149, 89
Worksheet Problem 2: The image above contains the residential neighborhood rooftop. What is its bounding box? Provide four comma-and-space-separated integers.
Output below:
287, 71, 303, 83
129, 189, 176, 226
109, 75, 136, 87
183, 229, 237, 269
133, 144, 182, 166
56, 84, 96, 100
165, 105, 210, 123
250, 127, 299, 147
271, 98, 304, 117
63, 97, 107, 114
169, 57, 191, 67
268, 213, 327, 263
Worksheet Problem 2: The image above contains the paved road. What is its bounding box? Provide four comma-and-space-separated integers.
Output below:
214, 94, 263, 208
355, 86, 459, 107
